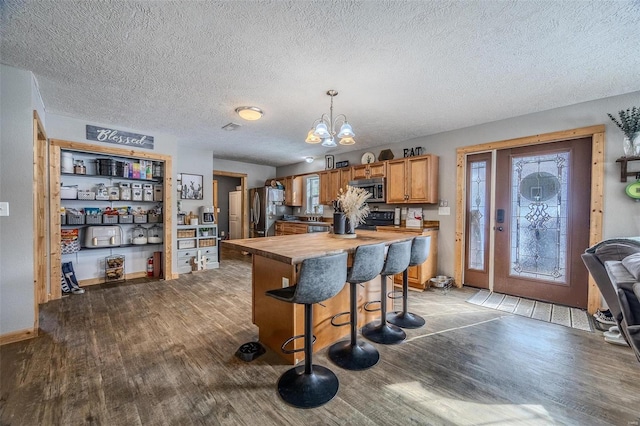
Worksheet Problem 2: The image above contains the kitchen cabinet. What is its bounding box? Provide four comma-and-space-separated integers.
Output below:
377, 226, 438, 290
177, 225, 219, 273
50, 139, 173, 300
283, 175, 302, 206
319, 168, 351, 205
386, 154, 438, 204
352, 162, 386, 180
275, 221, 329, 236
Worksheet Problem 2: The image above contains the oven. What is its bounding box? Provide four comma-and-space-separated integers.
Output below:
348, 177, 386, 203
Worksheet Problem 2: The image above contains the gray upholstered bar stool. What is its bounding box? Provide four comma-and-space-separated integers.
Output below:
328, 243, 385, 370
265, 252, 348, 409
387, 235, 431, 329
362, 239, 412, 344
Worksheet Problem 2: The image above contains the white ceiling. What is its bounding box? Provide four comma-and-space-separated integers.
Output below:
2, 1, 639, 167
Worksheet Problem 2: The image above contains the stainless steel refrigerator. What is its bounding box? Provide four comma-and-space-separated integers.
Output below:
249, 186, 291, 237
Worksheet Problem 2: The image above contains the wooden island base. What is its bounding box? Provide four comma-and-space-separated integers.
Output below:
224, 230, 417, 365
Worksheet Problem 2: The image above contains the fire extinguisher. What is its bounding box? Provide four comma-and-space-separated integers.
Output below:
147, 256, 153, 277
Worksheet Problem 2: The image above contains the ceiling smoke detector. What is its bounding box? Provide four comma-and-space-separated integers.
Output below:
222, 123, 241, 131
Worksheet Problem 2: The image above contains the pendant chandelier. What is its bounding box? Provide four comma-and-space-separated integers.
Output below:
305, 90, 355, 147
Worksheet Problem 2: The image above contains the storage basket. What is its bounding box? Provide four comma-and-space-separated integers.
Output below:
178, 239, 196, 249
119, 214, 133, 224
105, 254, 125, 283
134, 215, 148, 223
147, 213, 162, 223
178, 229, 196, 238
60, 213, 66, 225
77, 190, 96, 200
103, 214, 118, 224
86, 214, 102, 224
199, 238, 216, 247
66, 213, 85, 225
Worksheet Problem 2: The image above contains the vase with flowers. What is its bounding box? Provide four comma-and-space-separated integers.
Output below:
608, 106, 640, 157
336, 185, 372, 235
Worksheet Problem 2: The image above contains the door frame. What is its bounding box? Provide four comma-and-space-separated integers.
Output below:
455, 125, 605, 314
212, 170, 247, 239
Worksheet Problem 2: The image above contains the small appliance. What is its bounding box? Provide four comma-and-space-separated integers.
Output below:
200, 206, 215, 224
348, 177, 386, 203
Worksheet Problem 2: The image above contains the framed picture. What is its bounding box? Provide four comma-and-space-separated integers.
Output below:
179, 173, 204, 200
325, 155, 334, 170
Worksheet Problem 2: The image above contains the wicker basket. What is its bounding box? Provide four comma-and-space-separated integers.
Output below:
199, 238, 216, 247
147, 213, 162, 223
119, 214, 133, 224
103, 214, 118, 224
178, 229, 196, 238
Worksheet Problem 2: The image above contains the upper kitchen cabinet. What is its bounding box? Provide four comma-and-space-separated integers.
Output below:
319, 168, 351, 205
386, 154, 439, 204
351, 162, 386, 180
283, 175, 302, 206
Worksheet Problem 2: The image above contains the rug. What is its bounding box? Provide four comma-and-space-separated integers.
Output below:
466, 289, 593, 332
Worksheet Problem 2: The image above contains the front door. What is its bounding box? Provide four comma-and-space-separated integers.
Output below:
493, 138, 592, 308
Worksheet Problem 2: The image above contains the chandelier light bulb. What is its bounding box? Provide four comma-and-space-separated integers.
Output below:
305, 129, 322, 143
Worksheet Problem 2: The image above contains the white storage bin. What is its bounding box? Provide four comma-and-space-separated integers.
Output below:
84, 226, 122, 247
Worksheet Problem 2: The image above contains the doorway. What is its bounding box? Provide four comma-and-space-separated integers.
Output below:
212, 171, 247, 240
456, 126, 605, 313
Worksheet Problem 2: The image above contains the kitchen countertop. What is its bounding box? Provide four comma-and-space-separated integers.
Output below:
222, 229, 416, 264
276, 219, 330, 226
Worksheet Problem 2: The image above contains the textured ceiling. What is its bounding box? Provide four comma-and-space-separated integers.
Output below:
2, 0, 639, 167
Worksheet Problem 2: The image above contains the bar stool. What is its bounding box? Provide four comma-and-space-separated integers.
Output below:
387, 236, 431, 329
265, 252, 348, 409
328, 243, 385, 370
361, 239, 412, 345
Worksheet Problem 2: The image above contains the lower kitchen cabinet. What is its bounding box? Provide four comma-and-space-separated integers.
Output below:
275, 221, 330, 236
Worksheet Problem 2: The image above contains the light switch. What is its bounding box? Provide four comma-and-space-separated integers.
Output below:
282, 277, 289, 288
438, 207, 450, 216
0, 202, 8, 216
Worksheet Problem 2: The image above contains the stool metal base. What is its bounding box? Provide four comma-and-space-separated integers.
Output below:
387, 311, 426, 329
328, 339, 380, 371
277, 364, 339, 408
361, 322, 406, 345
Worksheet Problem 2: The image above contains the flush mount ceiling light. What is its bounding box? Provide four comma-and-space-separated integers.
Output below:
304, 156, 314, 163
305, 90, 355, 147
235, 106, 264, 121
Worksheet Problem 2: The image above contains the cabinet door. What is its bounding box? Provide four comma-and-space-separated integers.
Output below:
318, 171, 331, 205
406, 155, 438, 203
339, 168, 352, 192
386, 159, 407, 203
328, 170, 341, 201
351, 165, 368, 180
369, 163, 386, 178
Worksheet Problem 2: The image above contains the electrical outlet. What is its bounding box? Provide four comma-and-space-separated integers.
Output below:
438, 207, 451, 216
282, 277, 289, 288
0, 202, 8, 216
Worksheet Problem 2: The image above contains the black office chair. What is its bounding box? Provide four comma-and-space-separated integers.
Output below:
387, 236, 430, 329
265, 252, 348, 408
362, 239, 412, 345
328, 243, 386, 370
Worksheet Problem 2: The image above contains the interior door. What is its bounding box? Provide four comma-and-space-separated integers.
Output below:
229, 191, 242, 239
464, 152, 491, 289
494, 138, 592, 308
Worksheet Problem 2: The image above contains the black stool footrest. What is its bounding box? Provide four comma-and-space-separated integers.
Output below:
277, 364, 339, 409
363, 300, 381, 312
281, 334, 316, 355
388, 290, 403, 300
330, 311, 351, 327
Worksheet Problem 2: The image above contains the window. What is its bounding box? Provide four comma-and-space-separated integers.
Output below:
305, 175, 323, 214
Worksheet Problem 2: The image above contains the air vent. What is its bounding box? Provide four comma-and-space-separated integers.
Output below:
222, 122, 241, 131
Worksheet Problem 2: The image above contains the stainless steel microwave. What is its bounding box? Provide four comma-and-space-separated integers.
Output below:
349, 177, 386, 203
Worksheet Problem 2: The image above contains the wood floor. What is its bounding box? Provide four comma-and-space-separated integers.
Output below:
2, 247, 639, 425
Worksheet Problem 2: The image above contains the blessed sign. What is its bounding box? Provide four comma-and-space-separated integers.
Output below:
86, 125, 154, 150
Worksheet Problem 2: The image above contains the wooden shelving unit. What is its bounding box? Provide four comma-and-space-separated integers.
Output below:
615, 156, 640, 182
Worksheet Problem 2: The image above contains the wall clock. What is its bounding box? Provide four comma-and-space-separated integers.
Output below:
361, 152, 375, 164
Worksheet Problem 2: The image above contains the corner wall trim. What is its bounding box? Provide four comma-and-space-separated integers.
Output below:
0, 328, 38, 346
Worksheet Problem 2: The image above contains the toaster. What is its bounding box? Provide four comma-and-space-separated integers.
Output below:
84, 226, 122, 247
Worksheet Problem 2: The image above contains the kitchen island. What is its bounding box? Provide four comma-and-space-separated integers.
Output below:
223, 230, 416, 364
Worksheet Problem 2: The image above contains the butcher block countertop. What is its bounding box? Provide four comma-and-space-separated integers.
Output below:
222, 230, 416, 265
275, 219, 330, 226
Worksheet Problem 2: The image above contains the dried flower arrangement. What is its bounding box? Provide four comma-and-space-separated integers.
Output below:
608, 107, 640, 139
336, 185, 372, 229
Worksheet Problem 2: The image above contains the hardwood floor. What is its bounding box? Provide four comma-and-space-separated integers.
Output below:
2, 247, 639, 425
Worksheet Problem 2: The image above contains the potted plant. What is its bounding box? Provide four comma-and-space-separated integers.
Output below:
608, 106, 640, 156
337, 185, 372, 234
